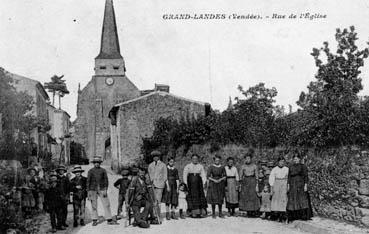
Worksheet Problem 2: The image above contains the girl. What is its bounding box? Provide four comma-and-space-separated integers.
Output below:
259, 184, 272, 219
162, 157, 180, 220
22, 175, 36, 218
206, 155, 226, 218
269, 156, 289, 223
287, 154, 313, 221
239, 151, 260, 217
225, 157, 239, 216
178, 183, 188, 219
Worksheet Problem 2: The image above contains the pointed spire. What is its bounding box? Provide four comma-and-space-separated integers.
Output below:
96, 0, 122, 59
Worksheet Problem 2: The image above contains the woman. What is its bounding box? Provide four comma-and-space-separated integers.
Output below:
162, 157, 180, 220
225, 157, 239, 216
269, 156, 289, 222
287, 154, 313, 221
207, 155, 226, 218
239, 152, 260, 217
183, 154, 208, 218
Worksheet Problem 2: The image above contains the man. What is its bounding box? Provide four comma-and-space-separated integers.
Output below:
87, 156, 118, 226
45, 171, 64, 232
70, 165, 87, 227
56, 165, 70, 228
127, 166, 158, 228
148, 150, 167, 219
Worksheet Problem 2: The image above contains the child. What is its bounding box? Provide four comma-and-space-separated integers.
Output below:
259, 184, 272, 219
178, 183, 188, 219
21, 175, 36, 219
45, 171, 64, 232
162, 158, 180, 220
114, 167, 131, 219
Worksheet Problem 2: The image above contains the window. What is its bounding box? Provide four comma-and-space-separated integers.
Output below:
100, 66, 106, 69
113, 66, 119, 70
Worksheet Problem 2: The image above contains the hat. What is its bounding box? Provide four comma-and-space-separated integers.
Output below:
91, 156, 103, 163
121, 169, 129, 176
49, 170, 58, 178
259, 159, 268, 165
72, 165, 84, 174
267, 161, 274, 167
150, 150, 162, 157
56, 165, 67, 172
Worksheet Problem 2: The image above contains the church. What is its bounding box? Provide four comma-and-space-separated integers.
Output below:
73, 0, 210, 169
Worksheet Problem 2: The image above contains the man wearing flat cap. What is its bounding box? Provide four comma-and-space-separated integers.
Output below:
148, 150, 167, 219
87, 156, 118, 226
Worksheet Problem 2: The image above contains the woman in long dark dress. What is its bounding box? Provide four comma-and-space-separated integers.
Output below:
239, 153, 260, 217
287, 154, 313, 221
162, 157, 180, 220
207, 155, 227, 218
183, 154, 208, 218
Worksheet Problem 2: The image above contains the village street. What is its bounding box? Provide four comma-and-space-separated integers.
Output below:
73, 164, 310, 234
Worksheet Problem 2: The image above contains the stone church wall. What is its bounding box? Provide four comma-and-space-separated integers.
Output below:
73, 75, 140, 159
111, 92, 207, 168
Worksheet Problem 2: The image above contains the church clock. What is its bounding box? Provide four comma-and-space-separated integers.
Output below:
105, 77, 114, 86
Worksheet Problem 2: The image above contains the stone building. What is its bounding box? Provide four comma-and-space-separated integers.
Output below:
6, 69, 50, 160
73, 0, 140, 160
47, 104, 72, 164
74, 0, 210, 166
108, 91, 210, 169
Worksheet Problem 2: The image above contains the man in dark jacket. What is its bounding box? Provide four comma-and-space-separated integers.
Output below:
70, 165, 87, 227
45, 171, 64, 233
56, 165, 70, 228
87, 156, 118, 226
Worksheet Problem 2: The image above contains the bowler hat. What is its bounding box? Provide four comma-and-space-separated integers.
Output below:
91, 156, 103, 163
72, 165, 84, 173
56, 165, 67, 172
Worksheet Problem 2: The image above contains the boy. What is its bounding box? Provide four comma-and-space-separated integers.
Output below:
114, 167, 131, 219
70, 165, 87, 227
45, 171, 64, 232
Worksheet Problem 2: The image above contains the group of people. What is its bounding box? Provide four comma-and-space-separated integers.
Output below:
26, 149, 313, 231
116, 150, 313, 229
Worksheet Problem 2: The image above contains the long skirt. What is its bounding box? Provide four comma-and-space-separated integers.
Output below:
226, 177, 238, 208
271, 178, 288, 212
207, 179, 225, 205
187, 174, 207, 212
162, 179, 179, 206
239, 176, 260, 211
287, 176, 309, 211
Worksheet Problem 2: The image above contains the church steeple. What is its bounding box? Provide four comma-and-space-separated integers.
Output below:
96, 0, 122, 59
94, 0, 125, 76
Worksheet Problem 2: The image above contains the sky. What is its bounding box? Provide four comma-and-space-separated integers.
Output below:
1, 0, 369, 120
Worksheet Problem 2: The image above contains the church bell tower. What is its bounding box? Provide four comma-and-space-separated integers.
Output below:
94, 0, 125, 77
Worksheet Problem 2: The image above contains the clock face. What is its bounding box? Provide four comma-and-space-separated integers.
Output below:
105, 77, 114, 86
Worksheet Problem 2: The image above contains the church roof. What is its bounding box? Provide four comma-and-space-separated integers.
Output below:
114, 91, 207, 107
95, 0, 123, 60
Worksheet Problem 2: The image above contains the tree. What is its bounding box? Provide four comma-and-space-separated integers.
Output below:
295, 26, 369, 147
44, 75, 69, 109
234, 83, 278, 148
